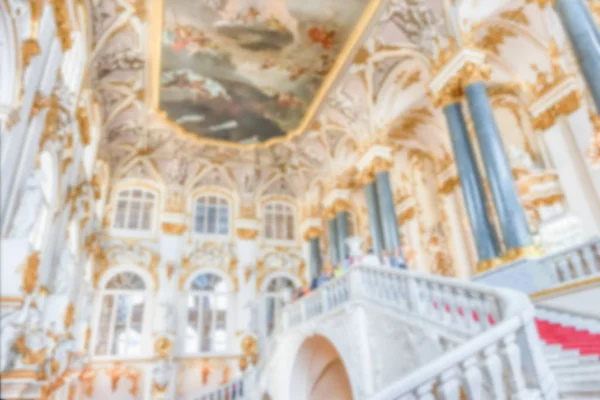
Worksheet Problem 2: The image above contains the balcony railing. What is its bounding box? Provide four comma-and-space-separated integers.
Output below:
475, 238, 600, 295
197, 264, 558, 399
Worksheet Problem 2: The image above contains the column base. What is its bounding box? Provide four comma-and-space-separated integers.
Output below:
501, 245, 544, 265
476, 257, 502, 273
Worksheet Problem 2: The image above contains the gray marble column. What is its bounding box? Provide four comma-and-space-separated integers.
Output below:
465, 82, 533, 251
335, 211, 349, 264
327, 218, 339, 266
443, 102, 501, 261
375, 171, 400, 251
555, 0, 600, 111
364, 181, 384, 255
309, 238, 322, 279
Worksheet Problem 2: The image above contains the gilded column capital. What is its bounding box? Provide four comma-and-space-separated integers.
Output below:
323, 189, 352, 219
301, 218, 323, 241
430, 48, 490, 107
357, 145, 394, 180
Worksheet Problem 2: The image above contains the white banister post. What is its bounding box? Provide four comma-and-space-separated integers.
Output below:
581, 244, 598, 274
416, 380, 437, 400
406, 277, 421, 313
348, 268, 363, 300
461, 356, 482, 399
438, 367, 461, 400
501, 332, 529, 399
483, 344, 505, 399
518, 319, 558, 398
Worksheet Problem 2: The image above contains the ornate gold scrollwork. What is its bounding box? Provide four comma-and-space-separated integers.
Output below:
236, 227, 259, 240
161, 222, 187, 235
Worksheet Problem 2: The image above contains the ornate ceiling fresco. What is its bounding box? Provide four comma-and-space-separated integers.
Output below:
90, 0, 561, 203
157, 0, 371, 144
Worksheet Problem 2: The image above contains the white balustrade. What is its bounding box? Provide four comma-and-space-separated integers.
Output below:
197, 264, 559, 399
475, 239, 600, 294
540, 239, 600, 284
281, 265, 557, 400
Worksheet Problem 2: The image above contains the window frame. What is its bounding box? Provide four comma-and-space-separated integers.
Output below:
91, 271, 153, 361
192, 194, 232, 240
262, 200, 297, 245
111, 187, 158, 238
179, 271, 234, 357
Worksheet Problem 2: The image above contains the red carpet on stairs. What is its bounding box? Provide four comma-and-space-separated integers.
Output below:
535, 319, 600, 356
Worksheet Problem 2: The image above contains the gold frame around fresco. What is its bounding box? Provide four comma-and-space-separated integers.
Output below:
146, 0, 384, 150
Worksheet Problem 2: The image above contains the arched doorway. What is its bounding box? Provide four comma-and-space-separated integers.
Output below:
290, 336, 353, 400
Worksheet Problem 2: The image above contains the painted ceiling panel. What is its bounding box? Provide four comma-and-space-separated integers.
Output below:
158, 0, 370, 144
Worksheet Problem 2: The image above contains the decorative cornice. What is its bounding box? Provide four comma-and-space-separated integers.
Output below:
530, 87, 581, 131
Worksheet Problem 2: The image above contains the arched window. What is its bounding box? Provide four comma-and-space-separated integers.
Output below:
112, 188, 156, 232
263, 201, 295, 241
193, 195, 230, 235
185, 273, 230, 354
94, 272, 147, 357
263, 276, 298, 336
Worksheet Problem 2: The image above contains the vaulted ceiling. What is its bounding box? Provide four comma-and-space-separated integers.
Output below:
89, 0, 559, 202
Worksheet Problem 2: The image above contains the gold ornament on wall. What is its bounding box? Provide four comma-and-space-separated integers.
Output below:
22, 39, 41, 68
22, 252, 40, 295
236, 227, 259, 240
50, 0, 73, 51
587, 111, 600, 166
76, 106, 91, 145
64, 303, 75, 330
161, 222, 187, 235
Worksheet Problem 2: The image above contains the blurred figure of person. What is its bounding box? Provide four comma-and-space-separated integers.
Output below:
311, 264, 333, 289
390, 247, 407, 269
